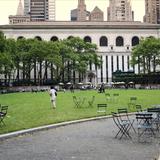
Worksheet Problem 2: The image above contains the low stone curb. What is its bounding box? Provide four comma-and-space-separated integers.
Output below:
0, 115, 112, 141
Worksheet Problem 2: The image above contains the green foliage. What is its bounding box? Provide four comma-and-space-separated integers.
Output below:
0, 52, 14, 75
0, 32, 100, 85
0, 31, 6, 52
63, 37, 101, 74
131, 37, 160, 73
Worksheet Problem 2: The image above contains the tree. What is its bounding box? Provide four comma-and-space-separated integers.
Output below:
0, 52, 14, 85
0, 38, 17, 85
64, 37, 101, 82
0, 32, 101, 86
0, 31, 6, 53
131, 37, 160, 73
16, 38, 36, 84
41, 41, 61, 83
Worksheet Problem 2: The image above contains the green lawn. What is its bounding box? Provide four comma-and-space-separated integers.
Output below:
0, 89, 160, 134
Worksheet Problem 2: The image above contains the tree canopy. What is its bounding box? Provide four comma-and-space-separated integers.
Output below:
131, 37, 160, 73
0, 32, 101, 85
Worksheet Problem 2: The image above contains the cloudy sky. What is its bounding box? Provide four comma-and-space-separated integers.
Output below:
0, 0, 145, 25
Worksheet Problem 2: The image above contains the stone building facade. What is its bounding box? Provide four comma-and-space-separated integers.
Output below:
0, 21, 160, 84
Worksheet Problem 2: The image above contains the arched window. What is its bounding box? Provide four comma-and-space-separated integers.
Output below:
35, 36, 42, 41
148, 36, 154, 38
17, 36, 24, 40
50, 36, 58, 42
100, 36, 108, 46
84, 36, 92, 43
67, 36, 74, 40
116, 36, 124, 46
132, 36, 139, 46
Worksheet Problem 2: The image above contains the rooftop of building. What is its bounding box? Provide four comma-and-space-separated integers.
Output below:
0, 21, 160, 29
91, 6, 103, 13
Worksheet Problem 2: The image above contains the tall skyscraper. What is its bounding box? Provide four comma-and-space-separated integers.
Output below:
29, 0, 55, 21
24, 0, 30, 15
107, 0, 133, 21
30, 0, 47, 21
71, 0, 90, 21
77, 0, 89, 21
48, 0, 56, 20
144, 0, 160, 24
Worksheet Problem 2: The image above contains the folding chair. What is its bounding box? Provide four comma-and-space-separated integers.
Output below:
130, 97, 137, 103
73, 96, 85, 108
112, 112, 132, 139
128, 97, 137, 110
136, 113, 155, 141
97, 104, 107, 115
0, 105, 8, 126
105, 93, 111, 102
118, 108, 136, 133
135, 104, 143, 113
147, 107, 160, 132
88, 96, 95, 107
113, 93, 119, 103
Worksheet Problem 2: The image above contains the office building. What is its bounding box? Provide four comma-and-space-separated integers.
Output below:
71, 0, 90, 21
90, 6, 104, 21
24, 0, 30, 15
30, 0, 55, 21
107, 0, 133, 21
9, 0, 30, 24
48, 0, 56, 20
144, 0, 160, 24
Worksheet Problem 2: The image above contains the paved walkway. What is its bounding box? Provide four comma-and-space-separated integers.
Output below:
0, 118, 159, 160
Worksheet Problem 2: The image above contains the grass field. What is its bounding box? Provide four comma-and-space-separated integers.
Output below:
0, 89, 160, 134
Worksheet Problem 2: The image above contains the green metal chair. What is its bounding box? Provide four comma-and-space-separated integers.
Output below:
97, 104, 107, 115
73, 96, 85, 108
128, 97, 137, 110
88, 96, 95, 107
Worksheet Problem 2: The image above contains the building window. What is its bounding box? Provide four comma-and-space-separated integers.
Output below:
132, 36, 139, 46
84, 36, 92, 43
35, 36, 42, 41
100, 36, 108, 46
116, 36, 124, 46
50, 36, 58, 41
67, 36, 74, 40
17, 36, 24, 40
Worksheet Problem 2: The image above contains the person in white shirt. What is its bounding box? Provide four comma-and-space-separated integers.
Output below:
49, 86, 57, 109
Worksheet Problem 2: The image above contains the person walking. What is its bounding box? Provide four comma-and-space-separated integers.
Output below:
99, 83, 105, 93
49, 86, 57, 109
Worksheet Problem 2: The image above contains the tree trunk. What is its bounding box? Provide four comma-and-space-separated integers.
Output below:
34, 60, 36, 84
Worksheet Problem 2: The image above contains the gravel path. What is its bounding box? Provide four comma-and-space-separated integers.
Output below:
0, 118, 159, 160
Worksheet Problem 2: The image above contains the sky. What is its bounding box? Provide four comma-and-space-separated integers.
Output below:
0, 0, 145, 25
